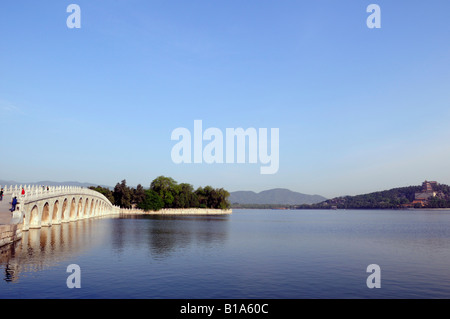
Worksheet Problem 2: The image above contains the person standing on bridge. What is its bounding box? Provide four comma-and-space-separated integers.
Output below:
0, 188, 3, 201
10, 197, 17, 212
21, 187, 25, 196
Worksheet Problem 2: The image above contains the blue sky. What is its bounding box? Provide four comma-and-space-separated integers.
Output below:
1, 1, 450, 198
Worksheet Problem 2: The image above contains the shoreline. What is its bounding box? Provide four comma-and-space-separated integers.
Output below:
232, 207, 450, 211
119, 207, 232, 216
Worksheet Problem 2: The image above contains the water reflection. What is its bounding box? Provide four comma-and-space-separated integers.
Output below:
3, 210, 450, 298
115, 214, 230, 259
0, 218, 110, 283
0, 215, 230, 283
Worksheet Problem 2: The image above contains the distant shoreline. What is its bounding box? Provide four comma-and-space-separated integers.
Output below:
231, 206, 450, 211
120, 207, 232, 215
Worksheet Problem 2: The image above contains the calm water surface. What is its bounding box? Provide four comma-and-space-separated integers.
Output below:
1, 209, 450, 298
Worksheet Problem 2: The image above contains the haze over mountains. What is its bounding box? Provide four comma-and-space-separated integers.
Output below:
0, 180, 327, 205
229, 188, 327, 205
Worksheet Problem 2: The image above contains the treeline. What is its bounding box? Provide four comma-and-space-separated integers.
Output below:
422, 184, 450, 208
312, 186, 421, 209
296, 184, 450, 209
231, 203, 297, 209
89, 176, 230, 211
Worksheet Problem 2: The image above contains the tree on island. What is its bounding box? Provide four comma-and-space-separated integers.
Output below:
173, 183, 198, 208
132, 184, 146, 207
138, 189, 164, 211
113, 179, 132, 209
196, 186, 230, 210
150, 176, 177, 208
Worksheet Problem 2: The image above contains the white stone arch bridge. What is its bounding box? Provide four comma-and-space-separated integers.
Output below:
3, 185, 120, 231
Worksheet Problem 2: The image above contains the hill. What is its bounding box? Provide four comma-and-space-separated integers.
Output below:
300, 182, 450, 209
229, 188, 327, 207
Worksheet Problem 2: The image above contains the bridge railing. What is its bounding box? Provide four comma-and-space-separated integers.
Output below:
1, 185, 114, 208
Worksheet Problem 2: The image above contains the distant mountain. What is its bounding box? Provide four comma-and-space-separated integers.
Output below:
229, 188, 327, 205
0, 180, 112, 189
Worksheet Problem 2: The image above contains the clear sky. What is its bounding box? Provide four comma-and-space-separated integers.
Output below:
1, 1, 449, 198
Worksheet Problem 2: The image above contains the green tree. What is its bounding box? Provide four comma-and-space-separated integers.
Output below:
195, 186, 207, 208
216, 188, 231, 209
195, 185, 230, 209
173, 183, 195, 208
138, 189, 164, 211
113, 179, 132, 209
132, 184, 146, 207
150, 176, 178, 208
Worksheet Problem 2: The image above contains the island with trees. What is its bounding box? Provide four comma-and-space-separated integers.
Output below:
89, 176, 231, 212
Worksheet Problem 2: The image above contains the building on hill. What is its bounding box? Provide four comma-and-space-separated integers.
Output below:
413, 180, 438, 206
422, 180, 438, 192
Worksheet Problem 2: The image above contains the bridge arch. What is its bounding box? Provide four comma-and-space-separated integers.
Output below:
52, 200, 59, 224
83, 198, 89, 219
69, 198, 76, 221
76, 198, 82, 221
41, 202, 50, 227
29, 205, 40, 229
61, 198, 68, 223
94, 200, 99, 216
89, 199, 94, 217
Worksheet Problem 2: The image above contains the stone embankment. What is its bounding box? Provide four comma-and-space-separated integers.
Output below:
0, 224, 22, 248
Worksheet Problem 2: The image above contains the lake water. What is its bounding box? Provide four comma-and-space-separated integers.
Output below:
1, 209, 450, 299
